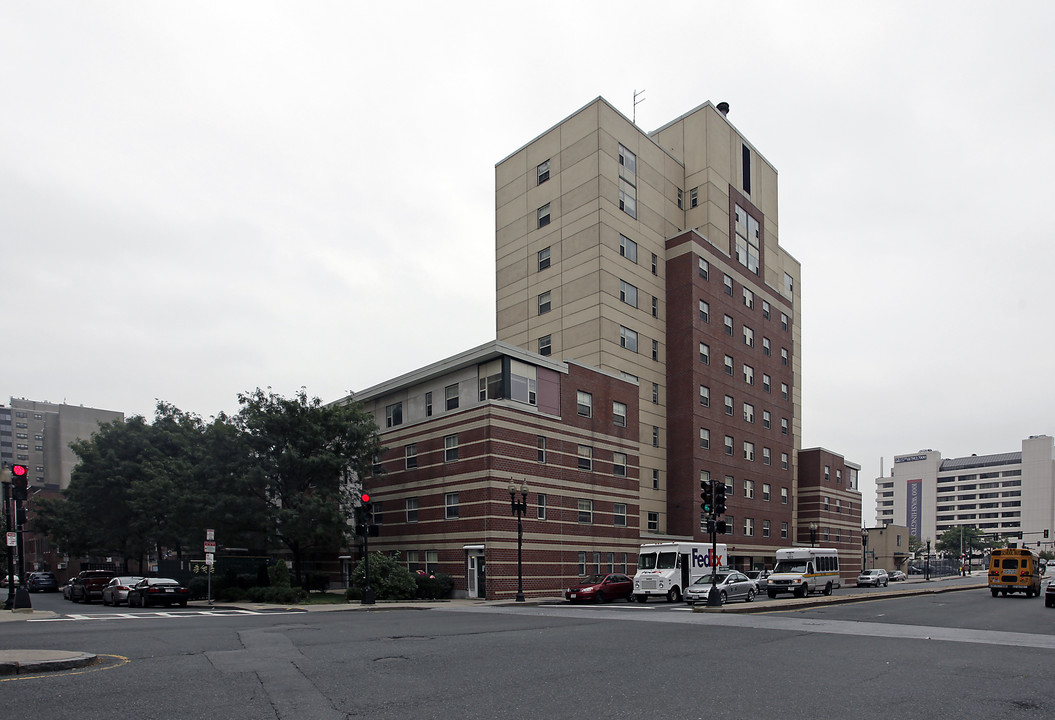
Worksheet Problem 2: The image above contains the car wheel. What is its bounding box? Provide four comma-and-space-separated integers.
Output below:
596, 591, 606, 604
626, 592, 635, 602
884, 579, 889, 587
991, 589, 999, 598
746, 589, 755, 602
823, 582, 833, 596
796, 584, 808, 598
179, 600, 188, 608
666, 587, 682, 603
719, 591, 727, 606
768, 590, 777, 599
635, 594, 647, 603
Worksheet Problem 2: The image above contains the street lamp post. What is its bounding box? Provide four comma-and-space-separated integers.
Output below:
925, 538, 931, 581
509, 479, 528, 602
862, 529, 869, 573
809, 522, 818, 548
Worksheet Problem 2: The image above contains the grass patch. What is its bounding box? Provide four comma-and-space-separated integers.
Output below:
302, 592, 349, 605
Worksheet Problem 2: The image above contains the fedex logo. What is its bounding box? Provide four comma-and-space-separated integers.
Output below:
692, 548, 722, 568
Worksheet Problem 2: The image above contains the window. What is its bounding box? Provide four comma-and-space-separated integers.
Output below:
613, 453, 627, 477
724, 476, 734, 494
652, 426, 659, 447
699, 300, 709, 322
385, 402, 403, 428
578, 552, 587, 576
743, 403, 755, 423
537, 203, 551, 228
781, 383, 789, 401
781, 453, 789, 471
744, 364, 754, 385
836, 469, 842, 484
406, 497, 419, 523
824, 465, 831, 482
619, 280, 638, 307
537, 493, 547, 519
699, 385, 710, 407
784, 272, 794, 296
781, 348, 789, 366
744, 518, 754, 536
445, 492, 459, 519
444, 434, 458, 462
537, 436, 546, 463
781, 313, 789, 331
677, 188, 683, 209
763, 410, 771, 429
762, 483, 771, 501
577, 391, 592, 417
724, 355, 733, 375
699, 257, 709, 279
578, 445, 593, 471
651, 339, 658, 361
762, 337, 771, 356
445, 384, 459, 411
700, 343, 710, 365
836, 499, 842, 514
538, 291, 551, 315
762, 519, 771, 538
651, 296, 658, 318
538, 334, 551, 356
723, 314, 733, 336
744, 441, 755, 461
653, 469, 660, 490
619, 234, 638, 262
700, 428, 710, 449
763, 447, 771, 465
824, 496, 830, 512
726, 516, 734, 536
405, 444, 418, 470
651, 253, 658, 274
763, 374, 771, 393
779, 487, 789, 504
734, 204, 760, 275
613, 401, 627, 428
781, 521, 789, 539
647, 512, 659, 532
538, 246, 551, 271
578, 498, 594, 523
618, 143, 636, 173
614, 503, 627, 526
690, 187, 699, 207
743, 326, 754, 347
652, 382, 659, 404
742, 144, 752, 194
724, 435, 734, 456
743, 287, 754, 308
620, 326, 638, 352
781, 418, 789, 435
619, 178, 637, 218
744, 479, 755, 498
537, 159, 550, 184
723, 274, 733, 296
724, 395, 734, 415
425, 391, 433, 417
762, 300, 771, 319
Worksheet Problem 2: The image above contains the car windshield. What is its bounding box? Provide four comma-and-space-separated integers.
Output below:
147, 578, 180, 585
691, 573, 727, 586
638, 553, 657, 570
773, 561, 807, 574
656, 552, 678, 569
580, 575, 607, 585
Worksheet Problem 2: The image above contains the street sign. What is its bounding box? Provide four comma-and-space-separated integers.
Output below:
205, 553, 214, 565
206, 528, 214, 541
5, 532, 15, 547
204, 541, 216, 554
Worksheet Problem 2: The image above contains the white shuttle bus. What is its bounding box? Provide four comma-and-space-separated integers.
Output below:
633, 542, 727, 603
765, 547, 841, 598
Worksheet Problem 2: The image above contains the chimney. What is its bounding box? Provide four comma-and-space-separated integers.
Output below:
716, 101, 730, 117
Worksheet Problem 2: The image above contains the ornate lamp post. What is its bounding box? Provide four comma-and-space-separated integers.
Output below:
509, 479, 529, 602
862, 529, 869, 572
809, 522, 818, 548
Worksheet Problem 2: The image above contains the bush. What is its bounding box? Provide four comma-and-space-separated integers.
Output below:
303, 573, 330, 593
268, 561, 291, 588
347, 551, 417, 601
414, 571, 454, 600
187, 576, 210, 600
247, 585, 306, 604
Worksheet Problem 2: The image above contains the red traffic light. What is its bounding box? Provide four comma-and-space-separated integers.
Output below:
11, 464, 28, 477
361, 493, 370, 503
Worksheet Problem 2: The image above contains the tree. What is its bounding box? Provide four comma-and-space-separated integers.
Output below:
234, 388, 382, 585
936, 526, 988, 556
909, 535, 923, 555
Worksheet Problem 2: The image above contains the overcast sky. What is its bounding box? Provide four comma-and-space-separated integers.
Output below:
4, 2, 1053, 523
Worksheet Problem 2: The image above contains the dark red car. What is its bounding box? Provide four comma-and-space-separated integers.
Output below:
565, 573, 634, 603
70, 570, 116, 603
127, 577, 191, 608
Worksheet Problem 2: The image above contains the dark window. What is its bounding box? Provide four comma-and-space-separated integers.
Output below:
742, 144, 752, 194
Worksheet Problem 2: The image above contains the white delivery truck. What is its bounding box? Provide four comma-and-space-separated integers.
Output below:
765, 547, 841, 599
633, 542, 728, 603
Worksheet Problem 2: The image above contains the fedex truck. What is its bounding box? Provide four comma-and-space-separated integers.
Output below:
633, 542, 728, 603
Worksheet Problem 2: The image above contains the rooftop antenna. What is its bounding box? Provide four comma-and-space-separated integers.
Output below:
633, 89, 646, 124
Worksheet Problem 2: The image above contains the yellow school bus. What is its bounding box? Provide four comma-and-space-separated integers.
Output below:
988, 547, 1042, 598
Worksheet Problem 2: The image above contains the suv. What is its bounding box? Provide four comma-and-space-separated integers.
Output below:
70, 570, 116, 603
857, 569, 889, 587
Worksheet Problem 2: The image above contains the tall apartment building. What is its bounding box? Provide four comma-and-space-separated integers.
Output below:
495, 98, 804, 568
7, 398, 124, 491
876, 435, 1055, 547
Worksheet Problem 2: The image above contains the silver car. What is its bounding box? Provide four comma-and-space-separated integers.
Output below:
857, 569, 889, 587
102, 576, 145, 606
746, 569, 770, 592
684, 571, 757, 605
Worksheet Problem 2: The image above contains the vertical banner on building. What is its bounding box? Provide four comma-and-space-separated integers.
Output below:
907, 479, 922, 539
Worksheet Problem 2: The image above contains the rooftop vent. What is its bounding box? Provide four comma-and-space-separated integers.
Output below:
716, 101, 730, 117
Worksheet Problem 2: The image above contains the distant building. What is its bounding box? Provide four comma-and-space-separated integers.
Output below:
875, 435, 1055, 549
797, 448, 864, 576
341, 341, 641, 598
6, 398, 124, 491
861, 523, 911, 574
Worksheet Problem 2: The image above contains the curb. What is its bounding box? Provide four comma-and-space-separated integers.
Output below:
0, 650, 97, 676
692, 581, 988, 613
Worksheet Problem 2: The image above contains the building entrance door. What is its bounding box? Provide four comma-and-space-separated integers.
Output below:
467, 552, 486, 599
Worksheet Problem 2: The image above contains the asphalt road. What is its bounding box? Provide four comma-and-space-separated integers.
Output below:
3, 582, 1053, 720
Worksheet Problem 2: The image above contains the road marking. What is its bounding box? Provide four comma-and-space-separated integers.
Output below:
29, 609, 308, 622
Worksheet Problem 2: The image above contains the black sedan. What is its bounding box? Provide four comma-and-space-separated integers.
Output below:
127, 577, 191, 608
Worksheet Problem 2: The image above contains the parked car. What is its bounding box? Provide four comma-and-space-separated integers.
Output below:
62, 582, 74, 600
857, 569, 889, 587
565, 573, 634, 603
746, 569, 770, 592
70, 570, 116, 603
127, 577, 191, 608
26, 571, 59, 592
102, 576, 145, 606
0, 574, 19, 588
888, 570, 907, 582
1045, 580, 1055, 608
684, 571, 757, 605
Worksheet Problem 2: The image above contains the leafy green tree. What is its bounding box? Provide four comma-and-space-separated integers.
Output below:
936, 526, 988, 556
909, 535, 923, 555
235, 388, 382, 585
348, 551, 417, 600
